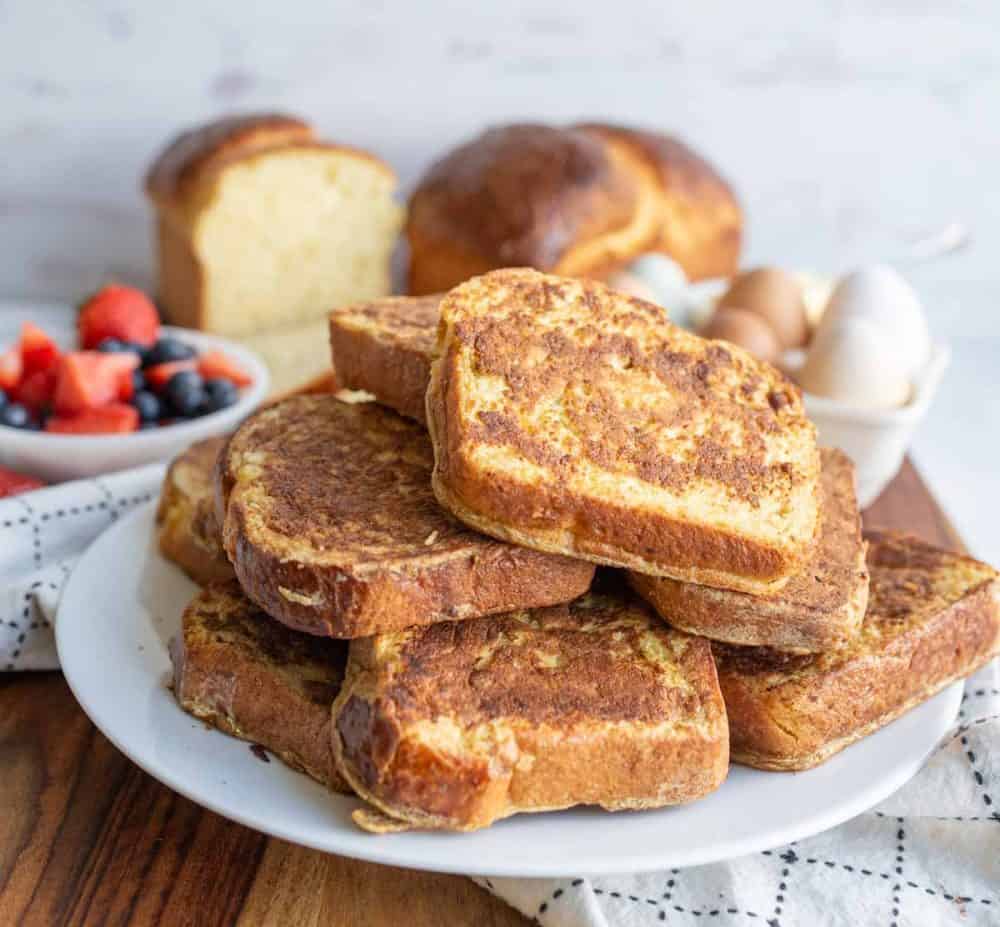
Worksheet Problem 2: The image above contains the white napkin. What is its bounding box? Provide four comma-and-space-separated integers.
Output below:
0, 464, 163, 670
2, 467, 997, 925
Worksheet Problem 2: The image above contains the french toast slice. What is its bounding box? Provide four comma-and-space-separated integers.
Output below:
716, 531, 1000, 770
156, 436, 234, 586
216, 395, 595, 638
427, 269, 821, 595
329, 295, 439, 424
630, 448, 868, 652
170, 581, 350, 791
331, 590, 729, 832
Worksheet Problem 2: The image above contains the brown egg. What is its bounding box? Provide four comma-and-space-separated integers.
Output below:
702, 308, 783, 365
717, 267, 809, 349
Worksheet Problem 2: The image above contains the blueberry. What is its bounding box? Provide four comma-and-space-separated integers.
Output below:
139, 420, 159, 430
131, 369, 147, 393
164, 370, 205, 417
144, 337, 196, 367
0, 403, 32, 429
0, 388, 7, 409
96, 337, 126, 353
201, 378, 239, 413
132, 390, 161, 423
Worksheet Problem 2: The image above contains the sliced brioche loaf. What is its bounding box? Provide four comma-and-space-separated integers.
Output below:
146, 113, 403, 340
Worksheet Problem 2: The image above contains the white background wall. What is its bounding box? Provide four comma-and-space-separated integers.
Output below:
1, 0, 997, 557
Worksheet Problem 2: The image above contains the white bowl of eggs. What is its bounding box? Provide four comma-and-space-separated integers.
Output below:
612, 257, 949, 508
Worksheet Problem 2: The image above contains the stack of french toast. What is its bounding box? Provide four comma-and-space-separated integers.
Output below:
162, 268, 1000, 833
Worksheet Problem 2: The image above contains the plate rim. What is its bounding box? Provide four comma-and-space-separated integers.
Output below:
56, 502, 963, 877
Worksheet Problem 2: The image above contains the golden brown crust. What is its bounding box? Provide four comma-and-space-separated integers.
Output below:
716, 531, 1000, 770
629, 448, 868, 651
331, 593, 729, 831
146, 113, 397, 205
145, 113, 315, 204
427, 269, 820, 594
406, 122, 741, 294
329, 296, 439, 424
170, 582, 350, 791
156, 437, 234, 586
575, 123, 742, 281
215, 395, 594, 638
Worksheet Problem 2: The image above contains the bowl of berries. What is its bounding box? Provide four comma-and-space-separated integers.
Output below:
0, 285, 269, 482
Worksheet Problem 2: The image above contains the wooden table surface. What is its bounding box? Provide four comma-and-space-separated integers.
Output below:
1, 460, 963, 927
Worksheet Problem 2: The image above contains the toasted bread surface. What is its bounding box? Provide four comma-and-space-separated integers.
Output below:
216, 395, 594, 638
156, 436, 234, 586
332, 592, 728, 831
715, 531, 1000, 770
170, 581, 350, 791
329, 295, 439, 423
630, 448, 868, 651
427, 269, 820, 594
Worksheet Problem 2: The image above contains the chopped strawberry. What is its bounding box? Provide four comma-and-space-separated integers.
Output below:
0, 466, 45, 497
197, 351, 252, 387
53, 351, 139, 415
45, 403, 139, 435
12, 368, 57, 413
145, 359, 196, 391
0, 348, 23, 391
78, 284, 160, 349
19, 322, 61, 375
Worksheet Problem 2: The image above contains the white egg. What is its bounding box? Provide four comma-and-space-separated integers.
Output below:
819, 265, 930, 379
624, 253, 692, 324
793, 270, 835, 329
606, 270, 662, 305
797, 316, 911, 409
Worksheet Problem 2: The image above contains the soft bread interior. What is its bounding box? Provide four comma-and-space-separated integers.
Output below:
192, 148, 403, 336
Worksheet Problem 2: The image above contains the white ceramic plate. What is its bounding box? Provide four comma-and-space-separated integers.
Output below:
58, 503, 962, 877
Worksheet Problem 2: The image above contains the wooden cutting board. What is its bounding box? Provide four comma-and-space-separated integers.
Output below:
0, 460, 964, 927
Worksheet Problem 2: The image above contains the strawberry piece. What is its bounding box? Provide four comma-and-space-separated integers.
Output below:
145, 359, 196, 391
53, 352, 140, 415
19, 322, 61, 375
12, 368, 57, 413
0, 348, 23, 391
45, 403, 139, 435
0, 465, 45, 497
78, 284, 160, 349
197, 351, 252, 387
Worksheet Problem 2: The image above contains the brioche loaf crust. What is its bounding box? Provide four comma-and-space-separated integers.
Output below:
145, 113, 314, 204
630, 448, 868, 651
716, 531, 1000, 770
576, 124, 742, 282
329, 295, 440, 424
156, 436, 234, 586
427, 269, 820, 594
406, 122, 741, 294
216, 395, 594, 638
331, 593, 729, 831
146, 113, 401, 334
146, 113, 396, 205
171, 582, 350, 791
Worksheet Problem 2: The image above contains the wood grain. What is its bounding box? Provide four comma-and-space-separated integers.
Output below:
0, 459, 962, 926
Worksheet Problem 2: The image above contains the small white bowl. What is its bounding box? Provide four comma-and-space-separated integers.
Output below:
792, 343, 950, 508
0, 326, 269, 483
